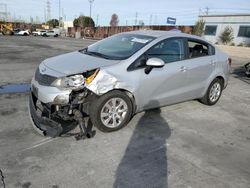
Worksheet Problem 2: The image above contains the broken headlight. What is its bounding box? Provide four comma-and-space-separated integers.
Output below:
85, 69, 99, 85
51, 75, 85, 90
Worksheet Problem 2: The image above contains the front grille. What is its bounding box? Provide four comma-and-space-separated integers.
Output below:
35, 68, 57, 86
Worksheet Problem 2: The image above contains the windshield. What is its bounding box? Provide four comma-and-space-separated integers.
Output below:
84, 33, 155, 60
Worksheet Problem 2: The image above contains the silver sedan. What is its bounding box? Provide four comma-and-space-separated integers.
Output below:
29, 30, 231, 137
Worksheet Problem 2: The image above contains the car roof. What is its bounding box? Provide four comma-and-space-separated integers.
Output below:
122, 30, 205, 41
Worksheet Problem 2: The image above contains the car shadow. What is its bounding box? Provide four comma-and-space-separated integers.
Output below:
231, 64, 250, 84
114, 101, 171, 188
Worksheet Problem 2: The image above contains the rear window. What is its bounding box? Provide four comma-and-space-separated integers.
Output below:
188, 40, 215, 58
188, 40, 209, 58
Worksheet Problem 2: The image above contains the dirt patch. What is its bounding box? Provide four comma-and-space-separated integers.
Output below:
217, 45, 250, 59
0, 108, 18, 116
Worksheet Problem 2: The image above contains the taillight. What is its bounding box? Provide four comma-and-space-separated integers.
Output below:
227, 58, 232, 66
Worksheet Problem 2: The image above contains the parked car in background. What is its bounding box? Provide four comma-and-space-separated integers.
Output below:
42, 30, 59, 37
29, 30, 231, 137
13, 28, 21, 35
39, 30, 48, 36
17, 30, 30, 36
32, 30, 46, 36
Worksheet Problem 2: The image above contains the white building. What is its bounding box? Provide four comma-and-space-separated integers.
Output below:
63, 21, 74, 36
199, 14, 250, 45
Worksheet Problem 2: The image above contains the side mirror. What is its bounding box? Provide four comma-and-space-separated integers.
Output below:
145, 58, 165, 74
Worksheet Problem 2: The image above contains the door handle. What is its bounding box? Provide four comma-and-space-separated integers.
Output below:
180, 66, 188, 72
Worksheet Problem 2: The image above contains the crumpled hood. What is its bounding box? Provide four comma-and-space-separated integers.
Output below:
43, 51, 120, 75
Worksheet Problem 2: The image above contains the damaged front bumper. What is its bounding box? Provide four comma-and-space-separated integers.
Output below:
29, 93, 63, 137
29, 79, 96, 137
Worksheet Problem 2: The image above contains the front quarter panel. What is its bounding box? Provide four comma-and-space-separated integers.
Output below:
86, 66, 137, 96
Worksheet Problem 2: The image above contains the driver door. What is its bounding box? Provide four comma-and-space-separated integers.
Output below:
133, 38, 190, 111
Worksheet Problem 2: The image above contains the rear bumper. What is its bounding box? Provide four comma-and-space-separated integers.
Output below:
29, 93, 63, 137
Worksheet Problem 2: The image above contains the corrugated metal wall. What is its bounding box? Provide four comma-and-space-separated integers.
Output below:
68, 25, 193, 39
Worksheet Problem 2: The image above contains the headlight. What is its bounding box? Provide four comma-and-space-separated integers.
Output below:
52, 75, 85, 90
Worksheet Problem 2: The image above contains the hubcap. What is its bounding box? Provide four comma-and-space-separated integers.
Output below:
100, 98, 128, 128
209, 82, 221, 102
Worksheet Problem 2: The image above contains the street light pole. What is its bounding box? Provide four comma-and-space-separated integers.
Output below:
89, 0, 94, 18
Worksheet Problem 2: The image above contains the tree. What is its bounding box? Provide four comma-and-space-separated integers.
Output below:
110, 14, 119, 27
219, 26, 234, 45
73, 16, 95, 27
193, 19, 205, 36
46, 19, 59, 28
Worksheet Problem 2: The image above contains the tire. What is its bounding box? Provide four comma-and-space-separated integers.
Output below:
89, 90, 133, 132
54, 34, 58, 37
23, 33, 28, 36
200, 78, 223, 105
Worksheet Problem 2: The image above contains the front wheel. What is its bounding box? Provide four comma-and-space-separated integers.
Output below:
200, 78, 223, 105
90, 91, 133, 132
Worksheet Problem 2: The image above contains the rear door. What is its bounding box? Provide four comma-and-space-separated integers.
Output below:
183, 39, 215, 98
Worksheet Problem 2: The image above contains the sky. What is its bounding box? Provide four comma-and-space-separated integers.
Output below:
0, 0, 250, 26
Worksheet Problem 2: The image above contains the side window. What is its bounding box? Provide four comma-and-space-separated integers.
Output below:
147, 38, 185, 63
188, 40, 209, 58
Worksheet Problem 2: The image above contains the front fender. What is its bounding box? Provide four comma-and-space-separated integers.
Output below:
86, 70, 135, 96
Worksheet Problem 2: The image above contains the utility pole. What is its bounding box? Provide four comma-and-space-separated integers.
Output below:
89, 0, 94, 18
135, 12, 138, 25
96, 14, 99, 26
44, 8, 46, 22
154, 15, 157, 25
59, 0, 61, 20
205, 7, 209, 15
46, 0, 51, 21
0, 3, 8, 21
149, 14, 152, 25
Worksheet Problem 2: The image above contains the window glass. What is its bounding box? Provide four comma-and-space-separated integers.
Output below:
147, 38, 185, 63
204, 25, 217, 36
238, 26, 250, 38
86, 34, 155, 60
188, 40, 209, 58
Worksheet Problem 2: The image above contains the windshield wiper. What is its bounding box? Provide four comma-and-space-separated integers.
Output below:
85, 51, 111, 59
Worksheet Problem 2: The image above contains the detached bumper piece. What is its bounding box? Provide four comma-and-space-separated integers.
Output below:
29, 93, 63, 137
245, 62, 250, 77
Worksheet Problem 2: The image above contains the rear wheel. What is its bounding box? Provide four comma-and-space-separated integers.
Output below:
90, 90, 133, 132
200, 78, 223, 105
